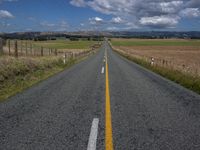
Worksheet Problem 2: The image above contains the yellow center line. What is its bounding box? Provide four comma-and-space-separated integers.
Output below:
105, 50, 114, 150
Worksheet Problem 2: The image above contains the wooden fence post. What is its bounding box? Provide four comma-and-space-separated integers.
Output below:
0, 38, 3, 55
33, 49, 35, 56
8, 40, 11, 55
26, 41, 28, 56
41, 46, 43, 56
49, 48, 51, 56
26, 45, 28, 56
30, 41, 32, 55
55, 49, 57, 56
14, 40, 18, 58
21, 40, 23, 55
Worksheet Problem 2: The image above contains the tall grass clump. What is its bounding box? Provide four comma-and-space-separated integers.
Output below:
0, 56, 69, 101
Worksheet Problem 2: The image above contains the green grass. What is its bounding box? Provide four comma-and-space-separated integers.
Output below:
115, 50, 200, 95
111, 39, 200, 46
25, 40, 97, 50
34, 40, 97, 49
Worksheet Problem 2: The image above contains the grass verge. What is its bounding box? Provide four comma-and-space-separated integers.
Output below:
0, 54, 90, 102
114, 50, 200, 95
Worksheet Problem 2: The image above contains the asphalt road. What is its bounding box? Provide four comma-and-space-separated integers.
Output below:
0, 41, 200, 150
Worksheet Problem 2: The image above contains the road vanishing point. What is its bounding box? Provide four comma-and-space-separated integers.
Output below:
0, 41, 200, 150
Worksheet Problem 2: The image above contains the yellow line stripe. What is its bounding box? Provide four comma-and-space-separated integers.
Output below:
105, 51, 114, 150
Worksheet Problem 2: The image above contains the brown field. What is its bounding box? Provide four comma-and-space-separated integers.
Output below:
111, 39, 200, 76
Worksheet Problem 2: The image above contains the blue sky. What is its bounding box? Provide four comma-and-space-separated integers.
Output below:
0, 0, 200, 32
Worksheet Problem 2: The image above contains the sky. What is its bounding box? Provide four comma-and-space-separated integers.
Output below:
0, 0, 200, 32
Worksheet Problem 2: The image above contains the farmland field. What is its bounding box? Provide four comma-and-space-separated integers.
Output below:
3, 39, 100, 56
111, 38, 200, 76
33, 40, 98, 50
112, 38, 200, 46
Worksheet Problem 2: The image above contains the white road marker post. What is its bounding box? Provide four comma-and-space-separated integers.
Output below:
63, 53, 67, 64
151, 57, 155, 66
101, 67, 105, 74
87, 118, 99, 150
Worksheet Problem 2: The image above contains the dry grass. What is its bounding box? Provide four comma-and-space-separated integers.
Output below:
0, 46, 98, 102
0, 56, 63, 82
112, 39, 200, 76
0, 56, 66, 101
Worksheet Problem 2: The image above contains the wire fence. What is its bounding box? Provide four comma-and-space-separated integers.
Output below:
3, 40, 61, 57
1, 39, 100, 60
114, 47, 200, 77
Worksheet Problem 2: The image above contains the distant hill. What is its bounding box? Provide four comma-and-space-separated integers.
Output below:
1, 31, 200, 40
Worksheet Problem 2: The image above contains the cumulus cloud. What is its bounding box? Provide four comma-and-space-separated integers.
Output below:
89, 17, 104, 25
111, 17, 124, 24
186, 0, 200, 8
0, 10, 14, 18
70, 0, 86, 7
180, 8, 200, 17
70, 0, 200, 29
159, 1, 183, 13
139, 15, 180, 28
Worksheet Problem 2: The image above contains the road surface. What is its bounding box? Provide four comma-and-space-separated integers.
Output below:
0, 41, 200, 150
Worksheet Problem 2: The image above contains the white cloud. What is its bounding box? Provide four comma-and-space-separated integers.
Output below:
70, 0, 200, 29
186, 0, 200, 8
159, 1, 183, 13
0, 10, 14, 18
111, 17, 123, 24
70, 0, 86, 7
180, 8, 200, 17
139, 15, 179, 28
125, 22, 139, 29
40, 21, 55, 27
89, 17, 104, 25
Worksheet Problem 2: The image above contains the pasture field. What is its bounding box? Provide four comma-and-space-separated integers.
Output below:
3, 39, 100, 56
111, 38, 200, 76
112, 38, 200, 46
32, 40, 97, 50
111, 38, 200, 94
